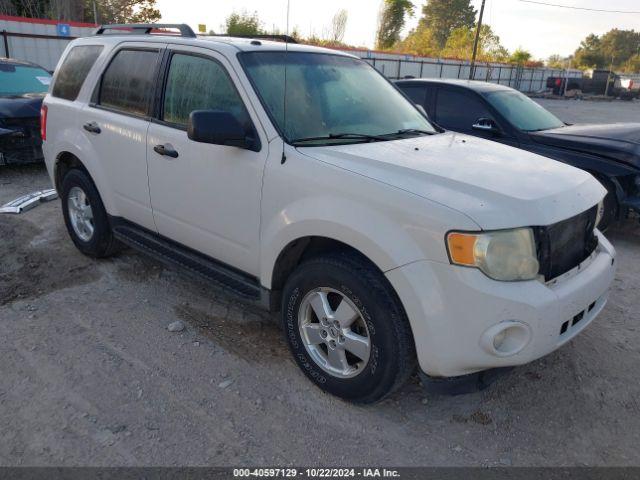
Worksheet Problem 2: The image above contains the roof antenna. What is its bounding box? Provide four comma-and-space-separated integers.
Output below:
281, 0, 291, 165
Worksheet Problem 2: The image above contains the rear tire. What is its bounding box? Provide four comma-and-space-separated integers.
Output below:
281, 252, 416, 403
61, 168, 122, 258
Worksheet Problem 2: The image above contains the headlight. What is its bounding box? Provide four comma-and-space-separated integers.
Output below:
446, 227, 540, 281
595, 199, 604, 229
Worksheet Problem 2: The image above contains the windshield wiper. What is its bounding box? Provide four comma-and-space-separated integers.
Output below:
391, 128, 435, 137
291, 132, 388, 146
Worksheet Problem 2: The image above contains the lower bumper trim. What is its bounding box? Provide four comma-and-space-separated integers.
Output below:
419, 367, 514, 396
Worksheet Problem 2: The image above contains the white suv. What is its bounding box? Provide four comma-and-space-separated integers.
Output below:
42, 24, 616, 403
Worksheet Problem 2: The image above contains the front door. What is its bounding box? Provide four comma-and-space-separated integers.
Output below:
434, 86, 519, 148
146, 46, 268, 276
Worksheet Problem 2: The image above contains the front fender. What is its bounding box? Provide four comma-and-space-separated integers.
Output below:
259, 145, 480, 289
527, 143, 639, 178
261, 194, 453, 288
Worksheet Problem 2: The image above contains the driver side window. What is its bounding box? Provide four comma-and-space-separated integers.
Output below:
163, 53, 252, 129
435, 88, 493, 131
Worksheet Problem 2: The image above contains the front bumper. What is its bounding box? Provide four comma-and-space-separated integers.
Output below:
0, 124, 43, 165
0, 139, 44, 165
386, 230, 616, 378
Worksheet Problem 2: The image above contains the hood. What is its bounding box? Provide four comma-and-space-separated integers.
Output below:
0, 93, 44, 120
529, 123, 640, 169
298, 132, 605, 230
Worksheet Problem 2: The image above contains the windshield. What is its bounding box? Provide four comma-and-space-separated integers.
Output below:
485, 90, 565, 132
240, 51, 435, 145
0, 64, 51, 97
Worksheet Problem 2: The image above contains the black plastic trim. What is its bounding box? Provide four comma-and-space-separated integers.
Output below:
419, 367, 513, 395
109, 216, 271, 308
95, 24, 196, 38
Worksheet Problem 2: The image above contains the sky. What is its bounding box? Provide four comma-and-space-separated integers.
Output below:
156, 0, 640, 60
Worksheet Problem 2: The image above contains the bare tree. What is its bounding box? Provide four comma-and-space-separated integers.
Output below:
49, 0, 84, 20
0, 0, 18, 15
0, 0, 159, 23
329, 9, 348, 43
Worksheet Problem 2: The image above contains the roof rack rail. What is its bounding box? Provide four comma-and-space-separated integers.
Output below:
207, 34, 298, 44
94, 23, 196, 38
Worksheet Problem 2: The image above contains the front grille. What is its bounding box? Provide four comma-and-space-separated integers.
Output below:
535, 206, 598, 281
559, 299, 599, 337
0, 116, 43, 165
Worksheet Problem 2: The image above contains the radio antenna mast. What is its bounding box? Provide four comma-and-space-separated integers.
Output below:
281, 0, 291, 164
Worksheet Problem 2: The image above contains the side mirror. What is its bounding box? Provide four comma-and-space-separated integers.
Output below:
472, 118, 501, 135
187, 110, 259, 151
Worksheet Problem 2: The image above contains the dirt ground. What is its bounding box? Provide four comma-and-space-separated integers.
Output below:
0, 100, 639, 467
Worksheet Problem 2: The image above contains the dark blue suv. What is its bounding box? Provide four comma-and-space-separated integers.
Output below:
396, 78, 640, 229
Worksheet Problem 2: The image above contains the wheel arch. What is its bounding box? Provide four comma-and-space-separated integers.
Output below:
51, 145, 116, 215
265, 231, 414, 314
54, 151, 89, 192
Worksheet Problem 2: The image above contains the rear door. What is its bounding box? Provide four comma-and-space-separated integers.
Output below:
146, 45, 268, 276
81, 43, 163, 231
434, 86, 518, 147
397, 82, 435, 118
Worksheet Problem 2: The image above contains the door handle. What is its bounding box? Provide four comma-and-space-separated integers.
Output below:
83, 122, 101, 134
153, 143, 179, 158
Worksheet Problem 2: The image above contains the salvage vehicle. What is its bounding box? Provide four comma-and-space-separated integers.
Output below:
397, 78, 640, 229
0, 58, 51, 165
618, 76, 640, 100
42, 24, 616, 403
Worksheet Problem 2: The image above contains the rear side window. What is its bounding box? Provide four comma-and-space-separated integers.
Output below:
399, 85, 427, 107
98, 49, 159, 116
162, 53, 252, 128
52, 45, 103, 100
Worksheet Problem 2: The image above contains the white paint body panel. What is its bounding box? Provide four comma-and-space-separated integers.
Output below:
300, 132, 606, 230
387, 231, 616, 376
43, 34, 616, 379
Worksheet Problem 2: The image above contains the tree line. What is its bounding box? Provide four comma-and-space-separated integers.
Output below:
0, 0, 160, 24
376, 0, 535, 66
2, 0, 638, 72
375, 0, 639, 72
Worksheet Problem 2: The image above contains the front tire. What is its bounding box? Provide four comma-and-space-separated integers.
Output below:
61, 168, 122, 258
281, 252, 416, 403
595, 176, 618, 231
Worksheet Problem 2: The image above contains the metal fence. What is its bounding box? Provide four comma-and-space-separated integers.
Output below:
1, 14, 585, 92
359, 55, 583, 93
1, 30, 78, 70
1, 15, 96, 71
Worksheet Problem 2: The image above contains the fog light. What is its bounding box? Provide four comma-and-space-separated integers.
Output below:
480, 321, 531, 357
493, 330, 507, 350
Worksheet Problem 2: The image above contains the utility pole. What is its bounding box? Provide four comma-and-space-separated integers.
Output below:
469, 0, 486, 80
605, 54, 615, 97
93, 1, 99, 25
563, 58, 571, 97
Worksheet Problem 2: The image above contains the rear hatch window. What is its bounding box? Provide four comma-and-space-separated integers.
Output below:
52, 45, 103, 101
